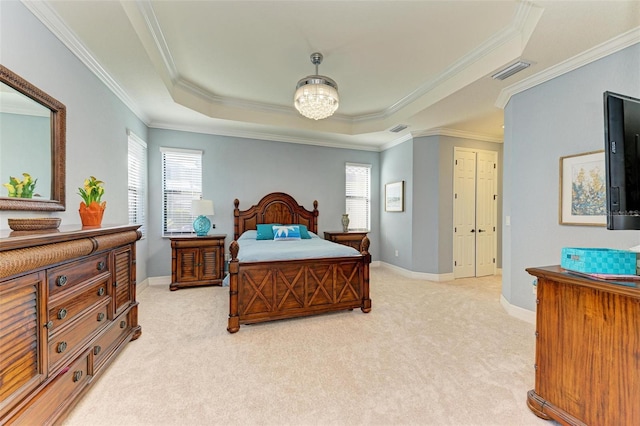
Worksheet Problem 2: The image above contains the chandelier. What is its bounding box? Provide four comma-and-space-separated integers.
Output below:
294, 52, 339, 120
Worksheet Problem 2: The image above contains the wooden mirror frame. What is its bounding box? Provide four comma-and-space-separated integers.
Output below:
0, 65, 66, 211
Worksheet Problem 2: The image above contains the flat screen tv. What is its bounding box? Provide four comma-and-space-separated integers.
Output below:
604, 91, 640, 230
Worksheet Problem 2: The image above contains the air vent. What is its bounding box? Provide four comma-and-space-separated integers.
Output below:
389, 124, 408, 133
491, 61, 531, 80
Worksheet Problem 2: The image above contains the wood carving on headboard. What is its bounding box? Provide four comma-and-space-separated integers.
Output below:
233, 192, 319, 240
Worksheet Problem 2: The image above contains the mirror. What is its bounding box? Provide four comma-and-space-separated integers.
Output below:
0, 65, 66, 211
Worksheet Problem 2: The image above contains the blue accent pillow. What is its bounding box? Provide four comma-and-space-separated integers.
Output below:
256, 223, 281, 240
285, 224, 311, 239
272, 225, 301, 240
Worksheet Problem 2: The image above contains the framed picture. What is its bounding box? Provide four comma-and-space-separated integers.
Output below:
559, 150, 606, 226
385, 181, 404, 212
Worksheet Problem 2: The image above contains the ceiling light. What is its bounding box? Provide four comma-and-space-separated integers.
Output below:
294, 52, 339, 120
491, 61, 531, 80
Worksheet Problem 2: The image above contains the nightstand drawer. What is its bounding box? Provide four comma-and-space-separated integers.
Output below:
48, 253, 110, 297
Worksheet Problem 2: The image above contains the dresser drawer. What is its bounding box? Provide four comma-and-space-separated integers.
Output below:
47, 277, 110, 335
92, 311, 131, 372
48, 302, 109, 370
48, 253, 110, 297
11, 350, 91, 426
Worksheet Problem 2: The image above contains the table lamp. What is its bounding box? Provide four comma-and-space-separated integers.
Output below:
191, 199, 214, 236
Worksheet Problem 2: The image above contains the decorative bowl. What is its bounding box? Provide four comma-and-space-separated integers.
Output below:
8, 218, 61, 231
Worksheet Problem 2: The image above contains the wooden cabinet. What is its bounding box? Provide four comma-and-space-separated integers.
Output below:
526, 265, 640, 426
170, 235, 226, 290
324, 231, 368, 251
0, 225, 141, 425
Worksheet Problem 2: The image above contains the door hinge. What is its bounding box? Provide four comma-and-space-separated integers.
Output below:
493, 163, 496, 169
455, 193, 457, 199
493, 258, 496, 263
454, 227, 457, 232
493, 226, 496, 231
455, 159, 458, 165
454, 260, 457, 266
493, 194, 497, 200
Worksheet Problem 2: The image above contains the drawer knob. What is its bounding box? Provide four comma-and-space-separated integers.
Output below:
56, 275, 68, 286
120, 320, 127, 329
98, 287, 105, 296
97, 312, 105, 322
57, 341, 67, 353
97, 261, 105, 271
73, 370, 83, 382
45, 321, 53, 329
94, 345, 101, 356
57, 308, 68, 320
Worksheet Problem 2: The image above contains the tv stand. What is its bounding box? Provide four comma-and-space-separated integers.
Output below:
526, 266, 640, 426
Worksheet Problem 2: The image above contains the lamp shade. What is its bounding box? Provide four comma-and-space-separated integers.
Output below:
191, 199, 214, 216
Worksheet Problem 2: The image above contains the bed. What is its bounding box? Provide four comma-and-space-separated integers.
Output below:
227, 192, 371, 333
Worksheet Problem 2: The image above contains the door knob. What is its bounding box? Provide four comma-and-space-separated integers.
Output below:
478, 229, 486, 233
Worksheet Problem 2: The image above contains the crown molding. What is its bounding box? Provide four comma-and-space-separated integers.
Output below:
21, 0, 149, 124
148, 121, 381, 152
412, 128, 503, 143
379, 133, 413, 151
496, 27, 640, 109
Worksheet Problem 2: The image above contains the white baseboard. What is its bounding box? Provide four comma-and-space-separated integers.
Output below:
137, 277, 149, 292
148, 276, 171, 287
379, 261, 454, 281
500, 294, 536, 324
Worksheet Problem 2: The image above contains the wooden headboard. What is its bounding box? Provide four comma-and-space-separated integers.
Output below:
233, 192, 319, 240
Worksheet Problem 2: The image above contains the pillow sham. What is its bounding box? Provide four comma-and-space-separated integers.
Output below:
256, 223, 281, 240
238, 230, 258, 241
272, 225, 301, 241
284, 224, 311, 239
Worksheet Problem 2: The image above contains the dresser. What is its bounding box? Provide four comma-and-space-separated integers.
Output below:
0, 224, 141, 425
526, 265, 640, 426
323, 231, 368, 251
170, 234, 226, 290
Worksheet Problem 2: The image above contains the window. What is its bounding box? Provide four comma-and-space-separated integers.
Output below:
345, 163, 371, 231
128, 131, 147, 238
161, 147, 203, 236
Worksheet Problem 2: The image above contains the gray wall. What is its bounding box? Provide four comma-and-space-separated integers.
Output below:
380, 135, 503, 275
380, 140, 414, 270
0, 1, 150, 281
503, 43, 640, 311
146, 128, 381, 278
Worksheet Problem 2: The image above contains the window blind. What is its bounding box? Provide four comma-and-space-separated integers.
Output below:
345, 163, 371, 231
161, 147, 203, 236
128, 131, 147, 238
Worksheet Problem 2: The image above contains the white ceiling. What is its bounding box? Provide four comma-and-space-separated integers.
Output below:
26, 1, 640, 150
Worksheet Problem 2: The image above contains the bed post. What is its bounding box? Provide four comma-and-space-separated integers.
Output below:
360, 236, 372, 313
227, 240, 240, 333
233, 199, 240, 240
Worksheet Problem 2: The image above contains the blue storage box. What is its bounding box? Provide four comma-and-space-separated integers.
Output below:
561, 247, 637, 275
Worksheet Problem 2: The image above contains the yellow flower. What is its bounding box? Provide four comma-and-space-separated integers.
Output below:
3, 173, 37, 198
78, 176, 105, 206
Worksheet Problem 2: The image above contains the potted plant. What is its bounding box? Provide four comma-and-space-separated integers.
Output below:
3, 173, 37, 198
78, 176, 106, 226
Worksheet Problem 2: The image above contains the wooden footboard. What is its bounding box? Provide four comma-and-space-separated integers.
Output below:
227, 238, 371, 333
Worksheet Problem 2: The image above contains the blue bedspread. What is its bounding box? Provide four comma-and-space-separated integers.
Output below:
235, 230, 360, 261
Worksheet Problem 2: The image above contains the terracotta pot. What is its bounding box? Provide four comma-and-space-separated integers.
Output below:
79, 201, 106, 227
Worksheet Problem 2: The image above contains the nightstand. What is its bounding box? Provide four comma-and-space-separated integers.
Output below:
170, 234, 226, 291
323, 231, 368, 251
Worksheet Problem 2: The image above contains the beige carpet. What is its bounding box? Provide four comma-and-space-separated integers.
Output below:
63, 267, 547, 426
